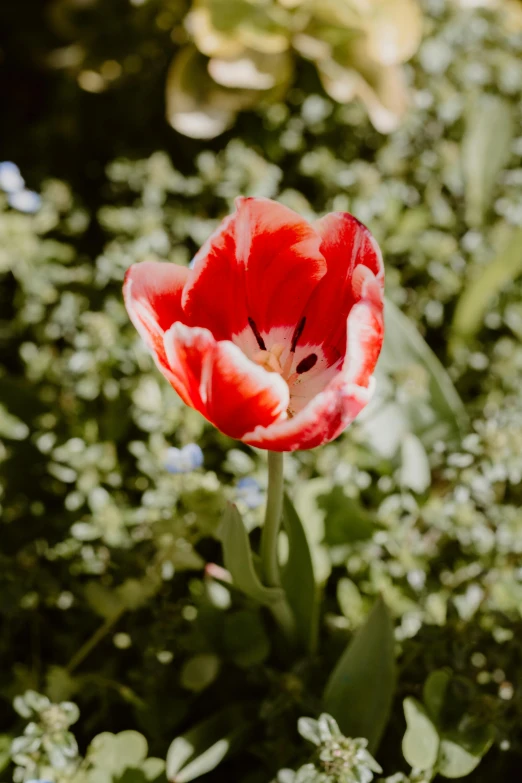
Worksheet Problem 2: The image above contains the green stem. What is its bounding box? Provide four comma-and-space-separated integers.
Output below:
66, 609, 124, 674
259, 451, 295, 645
261, 451, 285, 587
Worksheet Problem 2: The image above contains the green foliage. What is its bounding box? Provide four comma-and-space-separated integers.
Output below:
221, 502, 284, 605
166, 0, 423, 137
281, 494, 319, 654
323, 598, 396, 753
2, 1, 522, 782
79, 730, 165, 783
402, 669, 495, 779
166, 706, 254, 782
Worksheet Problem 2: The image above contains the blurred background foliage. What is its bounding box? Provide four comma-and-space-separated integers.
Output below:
1, 0, 522, 781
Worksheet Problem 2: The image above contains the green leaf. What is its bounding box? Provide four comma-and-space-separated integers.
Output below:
380, 299, 468, 443
166, 705, 253, 783
462, 94, 513, 227
180, 654, 221, 693
281, 494, 319, 653
320, 488, 375, 546
45, 665, 79, 703
88, 731, 148, 775
451, 226, 522, 347
84, 582, 125, 620
142, 758, 166, 782
221, 503, 284, 606
402, 697, 440, 771
297, 717, 322, 746
423, 669, 451, 723
336, 578, 365, 627
222, 610, 270, 667
0, 735, 11, 774
437, 727, 494, 779
323, 597, 396, 753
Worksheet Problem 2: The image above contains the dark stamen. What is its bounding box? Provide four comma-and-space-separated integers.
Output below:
296, 353, 317, 374
248, 317, 266, 350
290, 317, 306, 353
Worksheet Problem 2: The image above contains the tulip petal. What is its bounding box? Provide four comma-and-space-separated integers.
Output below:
182, 196, 327, 342
301, 213, 384, 357
123, 261, 190, 374
242, 300, 383, 451
164, 322, 290, 439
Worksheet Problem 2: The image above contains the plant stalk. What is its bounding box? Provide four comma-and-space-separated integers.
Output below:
260, 451, 285, 587
259, 451, 296, 644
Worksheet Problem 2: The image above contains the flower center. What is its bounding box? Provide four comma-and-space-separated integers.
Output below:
253, 343, 285, 374
247, 317, 322, 417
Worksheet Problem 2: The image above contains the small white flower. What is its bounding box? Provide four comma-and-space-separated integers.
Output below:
0, 161, 24, 193
236, 477, 264, 509
164, 443, 204, 473
8, 189, 42, 213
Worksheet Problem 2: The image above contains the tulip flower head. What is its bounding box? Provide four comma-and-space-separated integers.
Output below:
124, 197, 384, 451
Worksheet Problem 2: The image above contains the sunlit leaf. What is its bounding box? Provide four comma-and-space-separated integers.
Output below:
380, 298, 468, 443
462, 94, 513, 227
437, 727, 494, 779
317, 56, 408, 134
323, 597, 396, 752
365, 0, 423, 65
221, 503, 284, 605
209, 49, 292, 92
451, 226, 522, 347
166, 47, 256, 139
402, 697, 440, 770
166, 706, 253, 783
88, 731, 148, 775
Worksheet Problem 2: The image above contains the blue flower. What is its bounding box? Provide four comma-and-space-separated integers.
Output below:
236, 477, 264, 509
0, 161, 24, 193
8, 189, 42, 213
164, 443, 204, 474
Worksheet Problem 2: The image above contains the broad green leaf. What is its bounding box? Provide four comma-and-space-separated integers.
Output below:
88, 731, 148, 775
462, 94, 513, 227
423, 669, 451, 722
323, 597, 396, 752
281, 494, 319, 653
437, 727, 494, 779
166, 705, 253, 783
402, 697, 440, 770
142, 758, 166, 782
221, 503, 284, 606
451, 226, 522, 347
380, 299, 468, 443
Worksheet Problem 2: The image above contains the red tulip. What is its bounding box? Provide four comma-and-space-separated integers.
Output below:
124, 197, 384, 451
